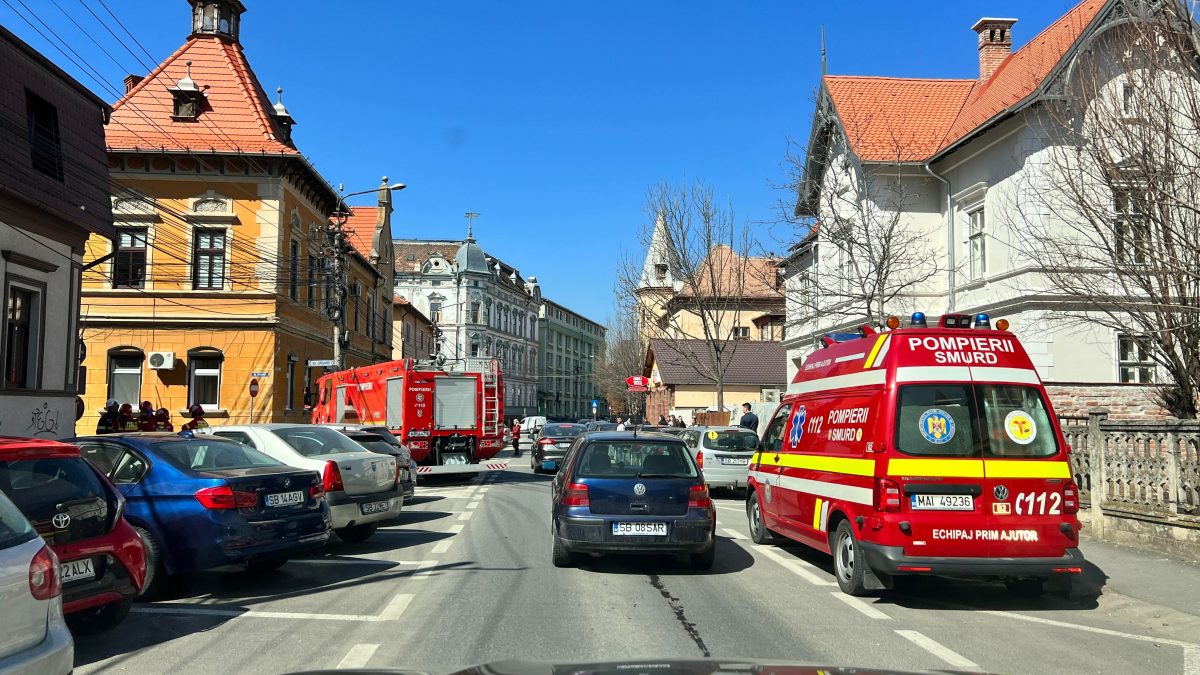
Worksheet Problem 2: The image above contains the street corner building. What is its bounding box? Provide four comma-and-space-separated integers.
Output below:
78, 0, 395, 431
643, 338, 787, 424
0, 25, 114, 438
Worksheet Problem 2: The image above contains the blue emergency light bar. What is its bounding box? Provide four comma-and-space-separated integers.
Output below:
910, 312, 927, 328
974, 313, 991, 329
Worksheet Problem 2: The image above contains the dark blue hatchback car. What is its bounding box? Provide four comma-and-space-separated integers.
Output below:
68, 434, 331, 597
549, 432, 716, 569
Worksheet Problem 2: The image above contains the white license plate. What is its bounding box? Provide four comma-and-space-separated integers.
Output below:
557, 443, 570, 448
910, 494, 974, 511
442, 454, 468, 465
719, 457, 750, 465
61, 558, 96, 584
361, 500, 390, 515
266, 490, 303, 507
612, 521, 668, 536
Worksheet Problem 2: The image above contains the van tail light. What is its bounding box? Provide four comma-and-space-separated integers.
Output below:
195, 485, 258, 510
323, 461, 345, 493
875, 478, 902, 512
29, 545, 61, 600
688, 483, 712, 509
695, 450, 704, 470
562, 482, 589, 507
1063, 480, 1079, 514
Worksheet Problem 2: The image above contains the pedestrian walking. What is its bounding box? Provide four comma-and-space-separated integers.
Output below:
96, 399, 120, 434
182, 404, 209, 432
154, 408, 174, 432
137, 401, 157, 432
738, 403, 759, 431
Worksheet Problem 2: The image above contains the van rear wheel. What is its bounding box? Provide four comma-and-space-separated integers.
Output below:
747, 489, 775, 545
833, 520, 869, 596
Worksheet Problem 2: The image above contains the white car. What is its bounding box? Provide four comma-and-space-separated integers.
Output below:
205, 424, 402, 543
0, 490, 73, 675
517, 416, 547, 450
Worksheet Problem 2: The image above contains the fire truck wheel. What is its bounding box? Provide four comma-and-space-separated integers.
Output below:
551, 535, 574, 568
833, 520, 869, 596
746, 489, 775, 545
335, 524, 378, 544
1004, 577, 1047, 598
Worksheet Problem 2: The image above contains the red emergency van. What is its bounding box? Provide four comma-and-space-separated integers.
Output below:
747, 312, 1084, 597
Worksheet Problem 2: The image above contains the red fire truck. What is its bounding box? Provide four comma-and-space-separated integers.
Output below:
311, 357, 507, 475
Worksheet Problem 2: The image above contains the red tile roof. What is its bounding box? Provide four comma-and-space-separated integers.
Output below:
342, 206, 379, 259
106, 36, 296, 154
824, 0, 1106, 163
646, 339, 787, 386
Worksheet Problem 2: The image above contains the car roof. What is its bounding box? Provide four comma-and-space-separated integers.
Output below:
68, 433, 239, 446
0, 436, 80, 459
690, 426, 754, 432
581, 431, 686, 442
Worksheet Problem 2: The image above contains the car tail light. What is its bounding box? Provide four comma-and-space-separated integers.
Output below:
538, 438, 555, 446
695, 451, 704, 470
195, 485, 258, 510
1063, 480, 1079, 514
875, 478, 902, 512
28, 545, 61, 600
323, 461, 345, 493
393, 459, 402, 487
688, 483, 712, 509
309, 483, 325, 500
562, 482, 589, 507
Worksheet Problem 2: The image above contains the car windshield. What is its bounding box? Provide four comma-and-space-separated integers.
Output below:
701, 430, 759, 451
0, 489, 34, 549
271, 427, 369, 457
543, 424, 585, 438
575, 441, 698, 478
154, 439, 283, 472
896, 384, 1059, 458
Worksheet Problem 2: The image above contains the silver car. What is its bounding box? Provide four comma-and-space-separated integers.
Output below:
680, 426, 760, 491
0, 489, 73, 675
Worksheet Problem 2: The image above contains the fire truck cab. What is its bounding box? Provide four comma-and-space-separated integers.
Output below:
747, 312, 1084, 597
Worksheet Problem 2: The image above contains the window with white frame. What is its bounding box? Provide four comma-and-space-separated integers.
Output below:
3, 281, 43, 390
731, 326, 750, 339
107, 348, 143, 405
1114, 186, 1150, 263
114, 228, 148, 288
1117, 334, 1155, 383
188, 348, 223, 410
967, 207, 986, 280
192, 229, 226, 290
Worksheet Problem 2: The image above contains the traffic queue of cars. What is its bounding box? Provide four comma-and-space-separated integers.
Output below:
0, 425, 416, 673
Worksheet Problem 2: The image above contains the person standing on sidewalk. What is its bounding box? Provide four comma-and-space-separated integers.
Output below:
511, 418, 522, 457
738, 403, 759, 431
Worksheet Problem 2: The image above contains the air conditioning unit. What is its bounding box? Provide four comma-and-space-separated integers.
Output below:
148, 351, 175, 370
761, 389, 780, 404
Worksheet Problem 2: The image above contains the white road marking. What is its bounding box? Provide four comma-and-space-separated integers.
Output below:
720, 528, 745, 540
478, 487, 490, 493
447, 524, 464, 534
337, 644, 379, 668
431, 539, 453, 554
458, 510, 474, 521
830, 592, 891, 620
288, 558, 421, 566
757, 547, 837, 586
412, 560, 438, 577
375, 593, 414, 620
133, 592, 415, 623
895, 630, 980, 670
467, 500, 481, 509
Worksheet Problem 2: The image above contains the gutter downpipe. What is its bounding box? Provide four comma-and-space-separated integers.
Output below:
923, 160, 954, 312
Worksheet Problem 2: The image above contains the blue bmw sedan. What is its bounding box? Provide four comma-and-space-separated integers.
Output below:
67, 433, 331, 597
549, 432, 716, 569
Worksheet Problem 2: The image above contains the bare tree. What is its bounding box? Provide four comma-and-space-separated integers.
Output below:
1019, 1, 1200, 417
616, 180, 771, 411
594, 308, 644, 416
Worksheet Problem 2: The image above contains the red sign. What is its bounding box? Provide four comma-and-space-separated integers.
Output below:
249, 378, 260, 398
627, 385, 648, 393
625, 376, 650, 387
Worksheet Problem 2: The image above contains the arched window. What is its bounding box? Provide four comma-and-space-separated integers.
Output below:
107, 347, 143, 405
187, 347, 223, 410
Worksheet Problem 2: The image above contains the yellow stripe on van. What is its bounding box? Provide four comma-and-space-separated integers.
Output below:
887, 458, 985, 478
863, 334, 889, 369
984, 460, 1072, 479
812, 498, 823, 529
778, 454, 876, 476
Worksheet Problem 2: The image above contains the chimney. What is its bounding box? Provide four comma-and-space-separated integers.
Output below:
124, 74, 144, 93
971, 17, 1017, 81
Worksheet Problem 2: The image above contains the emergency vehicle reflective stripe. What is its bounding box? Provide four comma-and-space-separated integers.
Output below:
786, 369, 887, 395
811, 498, 832, 531
749, 470, 874, 506
863, 334, 892, 369
887, 458, 1072, 479
984, 460, 1072, 479
968, 366, 1042, 385
754, 452, 875, 477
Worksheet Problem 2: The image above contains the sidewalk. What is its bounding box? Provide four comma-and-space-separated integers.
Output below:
1078, 535, 1200, 618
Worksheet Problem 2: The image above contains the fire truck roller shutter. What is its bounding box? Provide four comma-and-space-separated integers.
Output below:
387, 377, 404, 428
435, 376, 477, 429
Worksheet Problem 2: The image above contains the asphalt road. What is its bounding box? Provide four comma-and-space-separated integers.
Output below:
76, 452, 1200, 674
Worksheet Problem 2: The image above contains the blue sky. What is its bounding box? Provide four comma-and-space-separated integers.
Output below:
3, 0, 1078, 322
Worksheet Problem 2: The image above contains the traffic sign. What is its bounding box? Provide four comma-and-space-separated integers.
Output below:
249, 378, 260, 398
592, 399, 599, 408
251, 371, 269, 378
625, 376, 650, 388
308, 359, 336, 368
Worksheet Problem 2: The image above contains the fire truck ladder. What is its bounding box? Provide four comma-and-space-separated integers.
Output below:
481, 359, 502, 436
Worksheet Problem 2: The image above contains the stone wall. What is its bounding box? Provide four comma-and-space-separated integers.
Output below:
1047, 382, 1169, 420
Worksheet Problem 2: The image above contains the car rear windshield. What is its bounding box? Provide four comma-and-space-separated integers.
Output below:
0, 490, 35, 550
347, 435, 400, 456
896, 384, 1059, 458
271, 427, 368, 457
360, 428, 403, 448
0, 457, 109, 522
590, 423, 617, 431
544, 424, 585, 438
154, 439, 282, 472
702, 430, 759, 451
575, 441, 698, 478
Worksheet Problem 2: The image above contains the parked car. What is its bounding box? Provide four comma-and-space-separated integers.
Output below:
678, 426, 759, 492
0, 488, 72, 674
318, 426, 416, 500
68, 433, 331, 597
531, 423, 587, 473
204, 425, 401, 543
585, 421, 618, 433
0, 437, 145, 634
549, 431, 716, 569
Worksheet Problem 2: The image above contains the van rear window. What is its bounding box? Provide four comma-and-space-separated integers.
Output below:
896, 384, 1058, 458
702, 430, 759, 451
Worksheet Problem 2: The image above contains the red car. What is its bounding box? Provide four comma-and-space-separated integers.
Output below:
0, 437, 146, 633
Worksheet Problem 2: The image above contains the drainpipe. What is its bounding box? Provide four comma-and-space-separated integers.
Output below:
923, 161, 955, 312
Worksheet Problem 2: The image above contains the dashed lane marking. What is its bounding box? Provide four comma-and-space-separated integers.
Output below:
467, 500, 481, 509
431, 539, 453, 554
720, 528, 745, 540
337, 644, 379, 668
458, 510, 474, 521
895, 630, 981, 670
830, 591, 892, 620
448, 524, 463, 534
757, 546, 838, 586
411, 560, 438, 578
132, 593, 415, 623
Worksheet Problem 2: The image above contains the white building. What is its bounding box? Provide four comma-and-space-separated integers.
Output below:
785, 0, 1168, 418
393, 229, 541, 417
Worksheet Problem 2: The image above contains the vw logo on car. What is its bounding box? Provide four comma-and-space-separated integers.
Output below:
633, 483, 646, 496
52, 512, 71, 529
994, 485, 1010, 501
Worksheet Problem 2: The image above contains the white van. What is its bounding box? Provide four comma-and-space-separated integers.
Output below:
518, 416, 547, 450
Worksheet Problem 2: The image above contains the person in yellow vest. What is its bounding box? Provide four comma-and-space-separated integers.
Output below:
116, 403, 140, 432
181, 404, 209, 432
154, 408, 174, 432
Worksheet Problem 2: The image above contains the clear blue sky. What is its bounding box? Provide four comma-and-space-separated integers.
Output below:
3, 0, 1078, 323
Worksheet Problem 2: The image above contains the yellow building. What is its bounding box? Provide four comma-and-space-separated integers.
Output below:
78, 0, 394, 430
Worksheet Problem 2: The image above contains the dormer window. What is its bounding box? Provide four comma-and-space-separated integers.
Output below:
169, 61, 202, 121
271, 87, 296, 144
